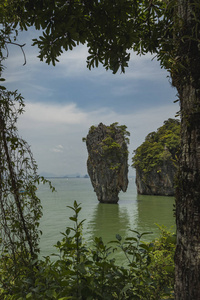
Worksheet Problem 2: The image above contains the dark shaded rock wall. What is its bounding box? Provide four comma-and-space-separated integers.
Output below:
135, 161, 177, 196
86, 123, 129, 203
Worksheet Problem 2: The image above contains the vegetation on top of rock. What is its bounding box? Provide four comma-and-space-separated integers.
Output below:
132, 118, 180, 174
100, 124, 129, 169
84, 122, 130, 170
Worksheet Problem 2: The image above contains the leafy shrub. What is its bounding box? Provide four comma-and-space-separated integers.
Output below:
0, 202, 175, 300
147, 225, 176, 300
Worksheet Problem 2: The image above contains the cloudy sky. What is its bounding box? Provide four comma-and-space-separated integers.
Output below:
3, 29, 179, 177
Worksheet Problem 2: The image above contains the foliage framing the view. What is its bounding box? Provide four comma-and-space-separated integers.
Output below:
0, 201, 175, 300
1, 0, 199, 88
132, 118, 180, 174
0, 89, 55, 289
1, 0, 200, 298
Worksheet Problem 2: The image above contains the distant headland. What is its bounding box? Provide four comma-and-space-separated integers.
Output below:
40, 172, 89, 179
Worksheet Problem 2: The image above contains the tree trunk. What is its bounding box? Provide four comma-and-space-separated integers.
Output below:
175, 85, 200, 299
174, 2, 200, 298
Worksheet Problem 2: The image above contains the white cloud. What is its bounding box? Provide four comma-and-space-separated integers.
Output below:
23, 102, 87, 126
56, 47, 168, 83
51, 145, 64, 153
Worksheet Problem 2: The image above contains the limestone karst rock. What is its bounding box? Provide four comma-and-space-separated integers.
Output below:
84, 122, 129, 203
135, 161, 177, 196
132, 118, 180, 196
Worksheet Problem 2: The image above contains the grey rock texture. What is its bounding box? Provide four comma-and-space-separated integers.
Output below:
85, 123, 129, 203
132, 119, 180, 196
135, 161, 177, 196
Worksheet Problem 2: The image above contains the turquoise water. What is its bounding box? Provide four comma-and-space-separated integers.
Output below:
37, 178, 175, 261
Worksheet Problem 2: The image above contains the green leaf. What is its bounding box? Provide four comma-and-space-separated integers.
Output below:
69, 216, 77, 222
116, 234, 122, 241
121, 283, 132, 294
139, 243, 150, 251
140, 231, 153, 237
125, 237, 138, 242
129, 229, 140, 235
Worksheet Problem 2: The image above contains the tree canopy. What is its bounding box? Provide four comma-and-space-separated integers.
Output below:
0, 0, 199, 82
0, 0, 186, 73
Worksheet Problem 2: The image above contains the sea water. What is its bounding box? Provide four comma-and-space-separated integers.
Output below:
37, 177, 175, 263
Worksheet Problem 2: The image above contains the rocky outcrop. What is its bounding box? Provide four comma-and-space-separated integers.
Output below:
132, 118, 180, 196
135, 162, 177, 196
85, 123, 129, 203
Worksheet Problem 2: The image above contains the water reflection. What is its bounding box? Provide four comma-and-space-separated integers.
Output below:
136, 194, 175, 240
38, 178, 176, 260
87, 203, 131, 244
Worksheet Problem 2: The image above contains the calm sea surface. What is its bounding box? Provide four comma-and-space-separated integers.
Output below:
37, 178, 175, 262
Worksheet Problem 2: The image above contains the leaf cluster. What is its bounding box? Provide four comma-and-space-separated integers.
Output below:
132, 118, 180, 174
147, 225, 176, 300
29, 0, 173, 73
1, 0, 200, 79
0, 201, 175, 300
0, 0, 174, 74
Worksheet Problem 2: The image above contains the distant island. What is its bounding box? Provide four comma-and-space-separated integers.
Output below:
40, 172, 89, 178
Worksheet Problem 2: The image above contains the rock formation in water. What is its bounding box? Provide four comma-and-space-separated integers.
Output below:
135, 160, 177, 196
132, 118, 180, 196
84, 122, 129, 203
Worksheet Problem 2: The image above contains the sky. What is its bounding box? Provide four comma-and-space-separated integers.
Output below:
3, 29, 179, 177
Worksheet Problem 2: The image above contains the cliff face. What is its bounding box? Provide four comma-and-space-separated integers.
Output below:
135, 161, 177, 196
85, 123, 129, 203
132, 118, 180, 196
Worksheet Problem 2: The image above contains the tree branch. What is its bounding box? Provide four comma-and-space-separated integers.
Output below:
6, 41, 26, 66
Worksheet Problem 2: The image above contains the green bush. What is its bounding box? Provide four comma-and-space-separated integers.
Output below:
0, 202, 175, 300
147, 225, 176, 300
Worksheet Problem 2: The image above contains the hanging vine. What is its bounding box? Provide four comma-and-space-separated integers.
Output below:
0, 88, 54, 279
